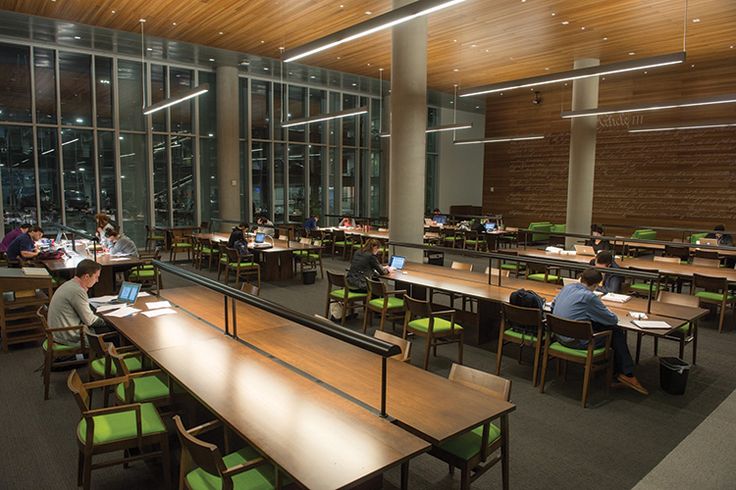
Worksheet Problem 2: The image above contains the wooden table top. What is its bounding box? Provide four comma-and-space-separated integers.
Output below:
41, 251, 142, 272
615, 239, 736, 257
108, 297, 429, 489
193, 233, 321, 253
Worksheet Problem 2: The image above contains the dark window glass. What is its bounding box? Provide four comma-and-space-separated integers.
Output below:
0, 125, 35, 231
426, 154, 437, 214
427, 107, 439, 153
237, 77, 246, 139
342, 94, 357, 146
328, 147, 337, 221
287, 85, 306, 142
328, 92, 340, 146
150, 64, 167, 132
200, 71, 217, 137
170, 68, 193, 133
200, 137, 217, 222
98, 131, 116, 218
118, 60, 145, 131
342, 148, 356, 214
309, 89, 326, 144
274, 143, 285, 222
273, 83, 286, 141
309, 145, 323, 218
370, 150, 382, 217
95, 57, 114, 127
172, 136, 194, 225
37, 127, 60, 227
0, 43, 31, 123
252, 142, 270, 218
119, 133, 149, 245
251, 80, 270, 140
59, 52, 92, 126
34, 48, 56, 125
287, 144, 305, 222
61, 129, 95, 229
152, 134, 170, 226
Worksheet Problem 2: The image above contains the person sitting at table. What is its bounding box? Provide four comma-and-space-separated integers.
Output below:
96, 213, 115, 248
585, 224, 610, 252
0, 222, 30, 253
552, 268, 648, 395
339, 215, 356, 229
48, 260, 110, 346
589, 250, 623, 293
6, 225, 44, 264
346, 239, 393, 293
256, 216, 275, 236
432, 208, 442, 218
304, 215, 319, 234
706, 224, 733, 246
105, 229, 139, 257
227, 223, 248, 248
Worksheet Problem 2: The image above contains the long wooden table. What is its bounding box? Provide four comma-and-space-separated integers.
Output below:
107, 295, 429, 489
41, 250, 142, 295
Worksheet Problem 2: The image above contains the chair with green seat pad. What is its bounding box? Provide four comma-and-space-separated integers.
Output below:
197, 238, 217, 270
295, 238, 324, 279
36, 305, 87, 400
130, 249, 162, 293
496, 250, 525, 278
174, 415, 281, 490
689, 232, 709, 244
190, 236, 203, 268
67, 369, 171, 490
525, 262, 561, 284
635, 292, 700, 366
362, 277, 406, 333
109, 345, 172, 408
145, 224, 165, 251
331, 229, 351, 259
85, 327, 143, 405
217, 245, 261, 288
539, 314, 613, 408
631, 229, 657, 240
626, 265, 662, 297
497, 303, 546, 386
527, 221, 553, 243
324, 271, 367, 327
169, 233, 194, 262
292, 237, 312, 274
428, 364, 511, 490
463, 230, 487, 252
692, 273, 736, 333
664, 244, 691, 264
402, 295, 463, 370
348, 233, 364, 260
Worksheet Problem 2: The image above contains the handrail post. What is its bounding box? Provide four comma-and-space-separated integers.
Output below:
231, 296, 238, 337
380, 356, 388, 418
224, 296, 230, 336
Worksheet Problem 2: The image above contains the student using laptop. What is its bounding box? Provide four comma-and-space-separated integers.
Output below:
6, 225, 44, 263
47, 260, 110, 346
706, 224, 733, 246
585, 224, 610, 252
347, 239, 393, 293
589, 251, 623, 294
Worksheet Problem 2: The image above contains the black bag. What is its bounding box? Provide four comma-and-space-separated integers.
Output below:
233, 239, 249, 257
508, 289, 545, 340
37, 249, 64, 260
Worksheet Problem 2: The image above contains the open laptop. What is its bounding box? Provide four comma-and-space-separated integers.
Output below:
424, 218, 434, 226
574, 244, 597, 256
484, 222, 497, 232
697, 238, 719, 246
251, 232, 273, 249
389, 255, 406, 270
111, 281, 142, 304
434, 215, 447, 225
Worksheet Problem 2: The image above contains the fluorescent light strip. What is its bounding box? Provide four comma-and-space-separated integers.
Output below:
61, 138, 79, 146
453, 135, 544, 145
281, 107, 368, 128
561, 94, 736, 119
629, 122, 736, 133
143, 84, 209, 115
284, 0, 466, 62
380, 122, 473, 138
460, 52, 686, 97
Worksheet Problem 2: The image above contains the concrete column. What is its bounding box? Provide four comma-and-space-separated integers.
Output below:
389, 0, 427, 261
216, 65, 241, 228
565, 58, 600, 248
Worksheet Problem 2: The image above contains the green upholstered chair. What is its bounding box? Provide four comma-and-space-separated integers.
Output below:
497, 303, 545, 386
169, 233, 193, 262
295, 238, 324, 279
539, 314, 613, 408
527, 222, 553, 243
402, 295, 463, 370
429, 364, 510, 490
37, 305, 87, 400
68, 369, 171, 490
635, 292, 699, 365
109, 345, 172, 408
525, 262, 561, 284
129, 249, 162, 293
217, 245, 261, 288
324, 271, 368, 327
174, 415, 281, 490
627, 266, 661, 297
362, 277, 406, 333
85, 327, 143, 406
631, 229, 657, 240
196, 238, 217, 270
496, 250, 524, 277
688, 232, 709, 244
463, 231, 487, 251
443, 230, 465, 249
692, 273, 735, 333
663, 244, 691, 264
331, 229, 352, 259
145, 225, 165, 251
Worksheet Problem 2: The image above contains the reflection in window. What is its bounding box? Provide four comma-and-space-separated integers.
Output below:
201, 71, 217, 137
98, 131, 117, 218
150, 64, 167, 132
328, 147, 337, 222
251, 80, 270, 140
118, 60, 145, 131
287, 85, 306, 142
200, 138, 217, 222
0, 126, 35, 231
274, 143, 285, 222
342, 94, 357, 146
170, 68, 193, 133
370, 98, 381, 147
309, 146, 323, 218
59, 52, 92, 127
359, 97, 369, 147
370, 150, 382, 218
152, 134, 169, 226
309, 89, 326, 144
426, 154, 438, 214
0, 43, 31, 122
252, 142, 270, 218
329, 92, 340, 146
172, 136, 194, 225
37, 127, 60, 228
61, 129, 96, 230
273, 83, 286, 141
288, 144, 305, 222
342, 148, 355, 215
119, 133, 149, 245
95, 57, 114, 127
34, 48, 56, 125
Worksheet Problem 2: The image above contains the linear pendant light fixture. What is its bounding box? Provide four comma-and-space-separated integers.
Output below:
459, 52, 686, 98
453, 135, 544, 145
143, 84, 210, 115
561, 93, 736, 119
628, 122, 736, 133
283, 0, 467, 63
380, 123, 473, 138
280, 107, 368, 128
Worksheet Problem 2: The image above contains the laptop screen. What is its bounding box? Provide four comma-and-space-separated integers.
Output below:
484, 222, 497, 232
434, 215, 447, 225
117, 282, 141, 303
389, 255, 406, 270
255, 232, 265, 243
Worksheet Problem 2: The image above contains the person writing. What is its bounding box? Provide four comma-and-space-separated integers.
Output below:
585, 224, 610, 252
706, 224, 733, 246
96, 213, 115, 248
339, 215, 356, 228
256, 216, 275, 236
346, 239, 392, 293
589, 250, 623, 293
6, 225, 44, 264
552, 268, 648, 395
47, 260, 110, 345
0, 223, 30, 253
105, 229, 139, 257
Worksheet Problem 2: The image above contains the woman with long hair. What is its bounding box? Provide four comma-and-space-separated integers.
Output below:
346, 238, 391, 292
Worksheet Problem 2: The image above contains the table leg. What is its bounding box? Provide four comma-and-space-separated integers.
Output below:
501, 414, 510, 490
400, 461, 409, 490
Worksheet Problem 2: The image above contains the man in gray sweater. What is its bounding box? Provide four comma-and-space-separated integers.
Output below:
105, 229, 139, 257
48, 260, 108, 345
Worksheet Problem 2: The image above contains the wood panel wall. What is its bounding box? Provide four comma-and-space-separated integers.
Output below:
483, 59, 736, 233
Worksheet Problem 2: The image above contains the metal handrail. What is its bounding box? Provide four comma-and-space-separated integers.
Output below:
57, 224, 99, 260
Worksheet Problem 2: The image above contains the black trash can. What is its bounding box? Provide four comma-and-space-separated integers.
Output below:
302, 270, 317, 285
659, 357, 690, 395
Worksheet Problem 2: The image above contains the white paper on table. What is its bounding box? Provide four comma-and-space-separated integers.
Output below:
632, 320, 672, 330
601, 293, 632, 303
629, 312, 648, 320
109, 257, 131, 261
22, 267, 50, 276
138, 292, 151, 297
104, 306, 140, 318
146, 300, 172, 310
94, 304, 126, 313
142, 308, 177, 318
89, 295, 118, 303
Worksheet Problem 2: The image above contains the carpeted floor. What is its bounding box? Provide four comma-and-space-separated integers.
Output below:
2, 253, 735, 489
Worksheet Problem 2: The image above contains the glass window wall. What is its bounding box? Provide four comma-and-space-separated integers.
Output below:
61, 129, 95, 229
287, 144, 305, 222
95, 57, 114, 128
171, 135, 194, 225
170, 68, 193, 133
152, 134, 169, 226
97, 131, 116, 218
252, 141, 270, 217
59, 52, 92, 127
119, 133, 148, 245
37, 127, 60, 227
118, 60, 145, 131
0, 126, 35, 231
0, 43, 31, 123
34, 48, 56, 125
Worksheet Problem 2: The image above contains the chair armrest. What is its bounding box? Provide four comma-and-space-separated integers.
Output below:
83, 403, 143, 444
127, 369, 163, 379
83, 403, 142, 418
83, 376, 129, 390
118, 351, 143, 360
385, 289, 407, 297
221, 458, 268, 477
432, 309, 456, 317
116, 345, 140, 353
47, 325, 85, 333
592, 330, 612, 340
187, 419, 222, 436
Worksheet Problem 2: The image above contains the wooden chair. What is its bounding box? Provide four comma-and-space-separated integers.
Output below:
635, 292, 700, 365
539, 314, 613, 408
109, 345, 172, 408
694, 249, 720, 261
348, 233, 364, 260
129, 249, 162, 293
526, 262, 561, 284
331, 230, 351, 259
691, 273, 735, 333
402, 295, 464, 370
431, 261, 473, 309
627, 265, 662, 297
67, 369, 171, 490
145, 224, 165, 251
497, 303, 545, 386
362, 277, 406, 333
173, 415, 280, 490
240, 282, 260, 297
84, 327, 142, 406
324, 271, 368, 326
169, 233, 193, 262
190, 236, 202, 267
428, 364, 510, 490
373, 330, 411, 362
37, 305, 87, 400
654, 256, 681, 264
496, 250, 524, 278
295, 238, 324, 279
218, 245, 261, 288
692, 257, 720, 268
464, 231, 486, 252
663, 245, 690, 263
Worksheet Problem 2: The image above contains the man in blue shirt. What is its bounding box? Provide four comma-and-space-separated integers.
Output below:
552, 268, 648, 395
304, 215, 319, 234
6, 225, 44, 263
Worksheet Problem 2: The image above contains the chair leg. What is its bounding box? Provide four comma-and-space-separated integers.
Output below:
718, 302, 726, 333
82, 452, 93, 490
378, 311, 386, 332
460, 467, 470, 490
458, 332, 464, 365
43, 352, 52, 400
653, 337, 659, 356
532, 339, 542, 387
362, 308, 370, 333
161, 436, 172, 489
692, 323, 698, 365
423, 335, 432, 370
77, 449, 84, 486
341, 302, 347, 327
539, 349, 550, 393
635, 333, 642, 364
581, 358, 593, 408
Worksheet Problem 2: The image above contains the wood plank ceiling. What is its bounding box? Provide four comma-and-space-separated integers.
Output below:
0, 0, 734, 93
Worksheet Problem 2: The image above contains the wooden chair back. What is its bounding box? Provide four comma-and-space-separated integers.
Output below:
373, 330, 411, 362
664, 244, 690, 261
326, 271, 348, 294
692, 273, 727, 293
173, 415, 226, 478
451, 261, 473, 272
333, 229, 346, 242
67, 369, 91, 412
546, 314, 594, 341
694, 249, 719, 260
692, 257, 720, 268
223, 247, 240, 263
526, 262, 548, 275
107, 345, 134, 378
657, 291, 700, 308
84, 326, 109, 360
502, 303, 543, 331
653, 256, 680, 264
449, 363, 511, 402
366, 277, 386, 299
403, 295, 432, 319
240, 282, 260, 296
299, 237, 311, 245
484, 266, 510, 277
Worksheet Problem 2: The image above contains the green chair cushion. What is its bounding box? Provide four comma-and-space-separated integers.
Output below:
90, 356, 143, 377
695, 291, 735, 302
408, 317, 463, 333
464, 240, 481, 245
306, 253, 321, 260
201, 247, 213, 254
368, 297, 404, 309
115, 375, 170, 403
677, 322, 690, 334
77, 402, 166, 445
185, 446, 277, 490
501, 263, 523, 271
333, 241, 349, 246
437, 423, 502, 461
630, 283, 659, 293
174, 242, 192, 248
329, 289, 368, 300
130, 269, 156, 279
444, 237, 460, 241
42, 339, 79, 352
293, 250, 309, 256
527, 273, 560, 283
150, 235, 165, 240
504, 328, 541, 342
549, 341, 606, 358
